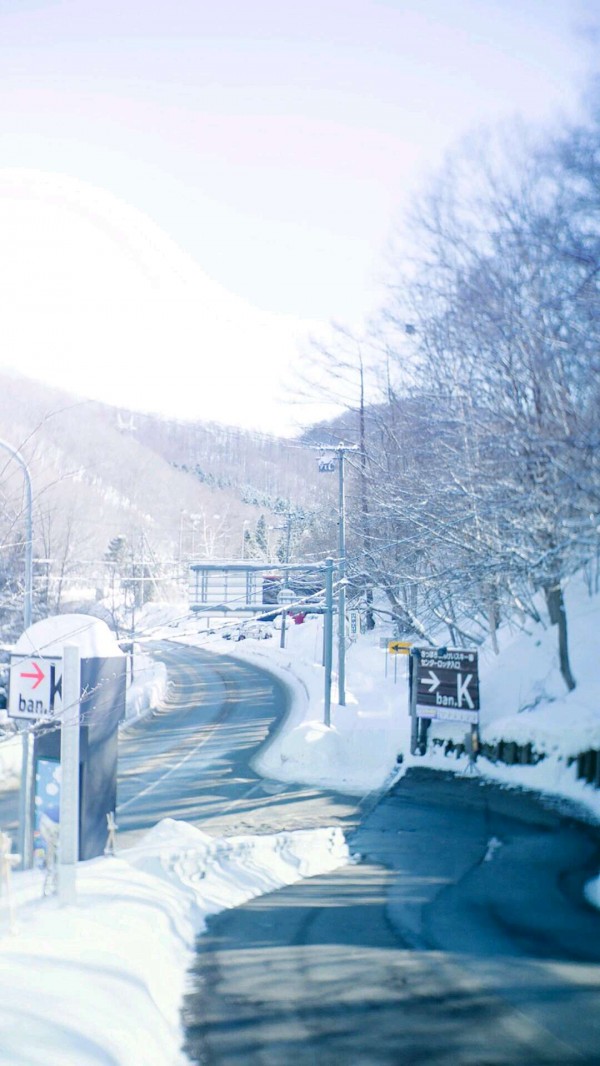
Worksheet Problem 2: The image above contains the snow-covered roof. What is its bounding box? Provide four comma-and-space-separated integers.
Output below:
13, 614, 123, 658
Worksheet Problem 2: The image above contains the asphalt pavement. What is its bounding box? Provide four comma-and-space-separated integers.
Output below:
116, 640, 361, 844
3, 640, 600, 1063
147, 645, 600, 1066
184, 770, 600, 1064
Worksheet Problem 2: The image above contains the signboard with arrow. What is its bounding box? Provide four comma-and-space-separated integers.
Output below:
8, 655, 63, 720
414, 648, 480, 725
388, 640, 411, 655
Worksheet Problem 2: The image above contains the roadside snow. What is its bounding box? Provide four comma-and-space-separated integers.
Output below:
13, 613, 124, 658
0, 575, 599, 1065
0, 822, 349, 1066
124, 648, 168, 722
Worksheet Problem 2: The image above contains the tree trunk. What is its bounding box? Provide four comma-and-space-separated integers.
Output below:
544, 584, 576, 691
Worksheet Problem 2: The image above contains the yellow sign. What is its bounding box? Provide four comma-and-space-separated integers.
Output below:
388, 641, 411, 655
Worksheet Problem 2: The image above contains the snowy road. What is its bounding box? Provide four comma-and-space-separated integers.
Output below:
184, 769, 600, 1064
116, 641, 360, 844
3, 640, 600, 1063
115, 643, 600, 1063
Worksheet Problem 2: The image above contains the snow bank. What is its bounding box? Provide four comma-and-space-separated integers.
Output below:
585, 874, 600, 909
0, 578, 598, 1066
0, 819, 350, 1066
0, 733, 20, 789
124, 649, 168, 722
476, 579, 600, 757
13, 614, 123, 658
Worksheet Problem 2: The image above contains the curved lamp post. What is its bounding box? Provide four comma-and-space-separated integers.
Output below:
0, 438, 33, 629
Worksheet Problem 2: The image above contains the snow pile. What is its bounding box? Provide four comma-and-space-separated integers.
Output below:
0, 819, 349, 1066
477, 580, 600, 756
128, 818, 348, 912
0, 733, 20, 789
134, 601, 190, 635
124, 648, 168, 722
13, 614, 124, 659
585, 874, 600, 909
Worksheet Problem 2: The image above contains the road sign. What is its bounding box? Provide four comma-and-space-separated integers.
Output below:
9, 655, 63, 720
388, 640, 411, 655
414, 648, 479, 724
318, 458, 336, 473
347, 610, 360, 638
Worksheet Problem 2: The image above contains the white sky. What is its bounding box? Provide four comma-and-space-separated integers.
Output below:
0, 0, 594, 434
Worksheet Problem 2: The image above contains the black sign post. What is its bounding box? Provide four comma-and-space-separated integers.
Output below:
409, 647, 480, 755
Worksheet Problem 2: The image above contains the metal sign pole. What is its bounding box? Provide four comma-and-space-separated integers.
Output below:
59, 644, 80, 905
337, 447, 346, 706
279, 511, 294, 650
409, 648, 420, 755
18, 728, 34, 870
323, 558, 334, 727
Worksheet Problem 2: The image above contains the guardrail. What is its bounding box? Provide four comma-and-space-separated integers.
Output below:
574, 749, 600, 789
430, 737, 600, 790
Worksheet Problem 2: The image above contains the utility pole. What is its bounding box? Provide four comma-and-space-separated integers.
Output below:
279, 511, 294, 650
0, 439, 33, 629
323, 558, 334, 726
336, 445, 347, 706
315, 443, 357, 707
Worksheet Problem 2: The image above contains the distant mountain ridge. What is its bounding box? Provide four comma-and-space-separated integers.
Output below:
102, 404, 323, 510
0, 370, 338, 623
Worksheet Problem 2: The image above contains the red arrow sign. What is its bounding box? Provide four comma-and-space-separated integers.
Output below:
20, 661, 45, 689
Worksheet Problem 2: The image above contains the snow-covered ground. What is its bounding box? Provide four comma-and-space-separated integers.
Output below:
0, 575, 598, 1064
0, 822, 349, 1066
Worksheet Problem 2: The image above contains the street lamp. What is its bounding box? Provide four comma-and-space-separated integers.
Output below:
317, 443, 357, 707
0, 439, 33, 629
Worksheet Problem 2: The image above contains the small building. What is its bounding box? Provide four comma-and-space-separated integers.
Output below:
189, 562, 282, 614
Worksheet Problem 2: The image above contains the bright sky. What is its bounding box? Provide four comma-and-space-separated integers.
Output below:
0, 0, 593, 434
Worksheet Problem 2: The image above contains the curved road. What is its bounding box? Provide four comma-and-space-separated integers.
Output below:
3, 641, 600, 1062
116, 641, 361, 843
184, 769, 600, 1064
145, 644, 600, 1066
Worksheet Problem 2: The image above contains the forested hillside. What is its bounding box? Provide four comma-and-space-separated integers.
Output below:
0, 371, 337, 640
105, 406, 325, 511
